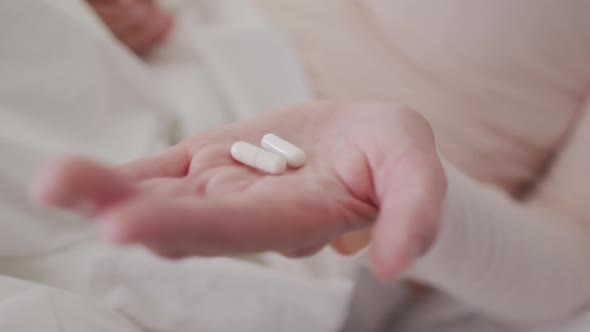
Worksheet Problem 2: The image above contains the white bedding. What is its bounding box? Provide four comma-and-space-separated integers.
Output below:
0, 1, 358, 331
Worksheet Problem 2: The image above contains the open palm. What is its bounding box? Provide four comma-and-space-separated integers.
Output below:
31, 102, 446, 280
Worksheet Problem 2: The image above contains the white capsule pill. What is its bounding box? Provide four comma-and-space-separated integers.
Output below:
261, 134, 306, 168
231, 141, 287, 175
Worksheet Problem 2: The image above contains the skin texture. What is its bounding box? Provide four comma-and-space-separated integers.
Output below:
30, 102, 447, 281
88, 0, 173, 55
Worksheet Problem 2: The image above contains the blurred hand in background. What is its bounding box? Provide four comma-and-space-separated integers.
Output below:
88, 0, 173, 55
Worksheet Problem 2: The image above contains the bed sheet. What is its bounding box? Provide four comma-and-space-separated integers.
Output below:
0, 1, 359, 331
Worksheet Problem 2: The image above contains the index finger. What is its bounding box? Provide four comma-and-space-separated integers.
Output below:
97, 174, 372, 256
117, 143, 191, 181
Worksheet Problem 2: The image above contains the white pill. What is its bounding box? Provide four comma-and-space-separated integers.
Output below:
261, 134, 306, 168
231, 141, 287, 175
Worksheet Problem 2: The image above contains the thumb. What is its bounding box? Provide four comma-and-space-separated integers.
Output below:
369, 151, 447, 281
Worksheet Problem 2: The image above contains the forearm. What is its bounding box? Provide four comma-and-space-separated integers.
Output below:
405, 161, 590, 326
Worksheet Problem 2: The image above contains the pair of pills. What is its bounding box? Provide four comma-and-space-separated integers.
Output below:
230, 134, 306, 175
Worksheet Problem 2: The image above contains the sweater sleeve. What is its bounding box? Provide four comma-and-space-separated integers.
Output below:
405, 106, 590, 326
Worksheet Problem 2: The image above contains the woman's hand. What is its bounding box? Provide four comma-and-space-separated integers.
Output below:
88, 0, 173, 55
30, 102, 447, 280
